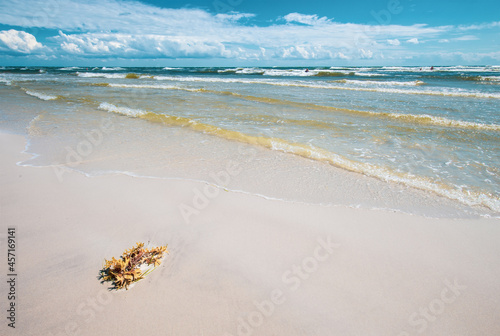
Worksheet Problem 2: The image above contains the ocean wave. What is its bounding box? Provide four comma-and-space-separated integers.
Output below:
101, 67, 124, 71
105, 83, 204, 92
435, 66, 500, 73
76, 72, 127, 79
336, 79, 425, 86
429, 74, 500, 83
379, 66, 500, 73
263, 69, 317, 76
371, 112, 500, 131
96, 102, 500, 212
24, 89, 58, 101
218, 67, 266, 75
262, 69, 358, 77
481, 76, 500, 83
58, 67, 82, 71
0, 77, 12, 85
98, 102, 147, 117
152, 75, 500, 99
313, 71, 355, 77
94, 83, 500, 131
353, 72, 388, 77
220, 91, 500, 131
214, 67, 386, 77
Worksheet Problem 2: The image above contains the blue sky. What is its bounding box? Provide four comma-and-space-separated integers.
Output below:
0, 0, 498, 66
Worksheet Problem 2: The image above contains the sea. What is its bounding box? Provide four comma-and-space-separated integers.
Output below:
1, 65, 499, 218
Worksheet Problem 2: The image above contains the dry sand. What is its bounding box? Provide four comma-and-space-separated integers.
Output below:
1, 131, 499, 336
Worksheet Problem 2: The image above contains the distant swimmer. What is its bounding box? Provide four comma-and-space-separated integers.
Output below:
430, 66, 434, 70
305, 68, 309, 72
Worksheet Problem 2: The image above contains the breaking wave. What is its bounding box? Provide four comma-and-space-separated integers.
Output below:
97, 102, 500, 212
24, 89, 58, 101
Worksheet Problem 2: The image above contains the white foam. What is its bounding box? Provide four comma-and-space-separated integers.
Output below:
354, 72, 389, 77
153, 75, 500, 98
340, 79, 424, 86
101, 67, 124, 71
107, 83, 201, 92
24, 90, 58, 100
373, 112, 500, 131
263, 69, 316, 77
98, 102, 147, 117
76, 72, 126, 79
379, 66, 498, 73
58, 67, 81, 71
0, 77, 12, 86
288, 144, 500, 212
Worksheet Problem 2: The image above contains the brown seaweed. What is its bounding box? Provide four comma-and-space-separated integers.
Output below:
100, 242, 168, 290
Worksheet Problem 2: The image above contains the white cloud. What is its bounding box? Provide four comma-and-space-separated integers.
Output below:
283, 13, 332, 25
453, 35, 479, 41
56, 32, 230, 59
335, 52, 349, 60
387, 39, 400, 46
458, 21, 500, 31
279, 44, 335, 59
215, 12, 255, 22
438, 50, 500, 62
32, 3, 443, 62
359, 49, 373, 59
0, 0, 497, 64
0, 0, 218, 34
0, 29, 42, 54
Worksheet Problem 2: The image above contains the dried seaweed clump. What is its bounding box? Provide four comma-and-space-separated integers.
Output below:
125, 73, 140, 79
101, 242, 168, 290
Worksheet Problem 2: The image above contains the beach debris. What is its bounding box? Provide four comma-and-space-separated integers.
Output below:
100, 242, 168, 290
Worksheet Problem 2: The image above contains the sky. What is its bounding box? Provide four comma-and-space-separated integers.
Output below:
0, 0, 499, 66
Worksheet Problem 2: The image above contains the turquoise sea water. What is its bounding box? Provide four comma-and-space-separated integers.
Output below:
0, 65, 499, 215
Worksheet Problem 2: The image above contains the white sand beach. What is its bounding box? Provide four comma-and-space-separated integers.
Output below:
1, 131, 499, 335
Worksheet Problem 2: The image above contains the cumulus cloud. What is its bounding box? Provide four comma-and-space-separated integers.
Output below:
387, 39, 401, 46
31, 2, 443, 62
0, 29, 43, 54
359, 49, 373, 59
279, 44, 336, 59
283, 13, 332, 25
335, 52, 349, 60
0, 0, 498, 64
56, 32, 230, 59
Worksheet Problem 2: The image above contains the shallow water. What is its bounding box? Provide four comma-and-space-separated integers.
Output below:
1, 66, 499, 217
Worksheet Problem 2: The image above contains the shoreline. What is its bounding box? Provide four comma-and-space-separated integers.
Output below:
10, 119, 497, 220
1, 76, 498, 218
1, 131, 500, 335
